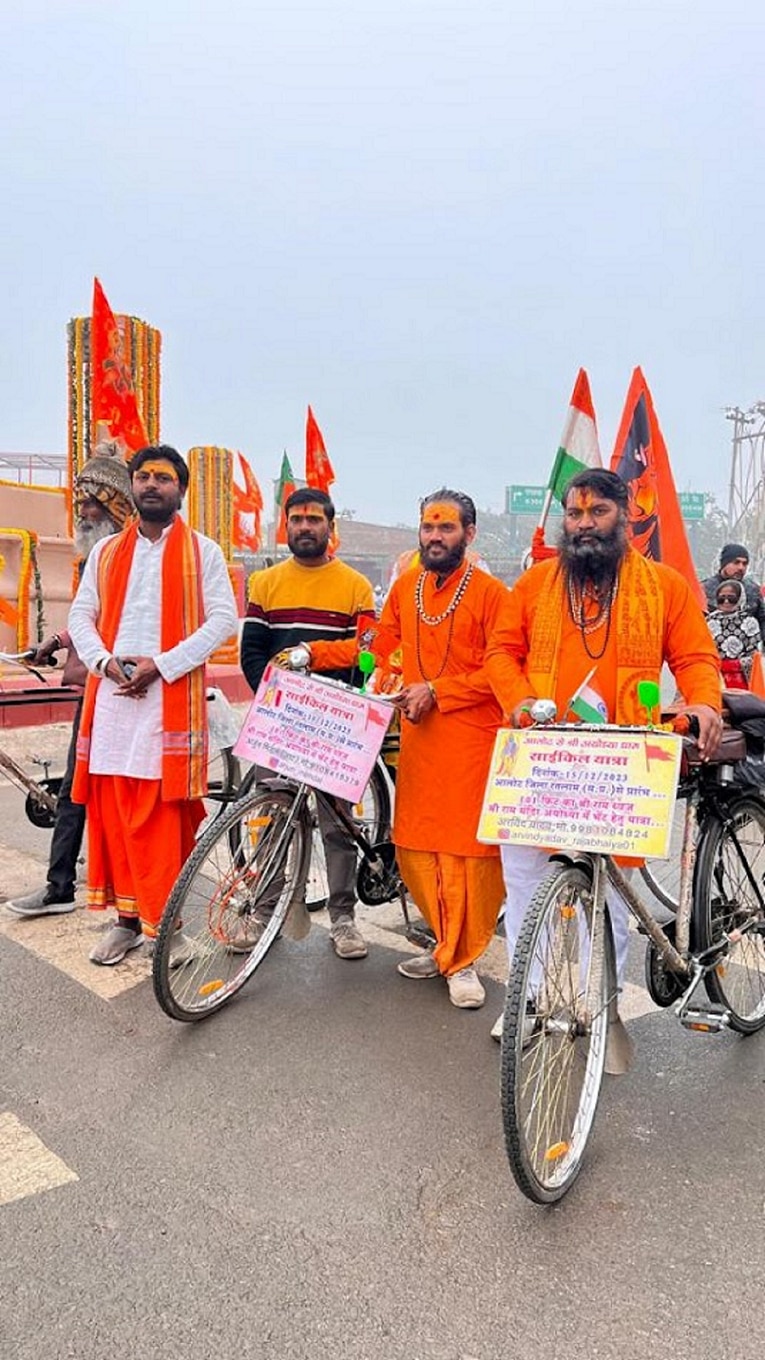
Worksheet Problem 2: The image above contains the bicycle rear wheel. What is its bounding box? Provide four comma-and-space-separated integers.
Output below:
500, 864, 612, 1204
198, 746, 241, 836
304, 760, 392, 910
693, 796, 765, 1034
153, 786, 310, 1022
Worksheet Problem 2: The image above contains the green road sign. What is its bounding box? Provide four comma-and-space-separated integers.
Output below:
506, 486, 562, 516
678, 492, 705, 522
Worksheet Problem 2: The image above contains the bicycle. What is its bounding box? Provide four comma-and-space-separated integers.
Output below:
497, 700, 765, 1204
152, 675, 413, 1022
0, 649, 69, 827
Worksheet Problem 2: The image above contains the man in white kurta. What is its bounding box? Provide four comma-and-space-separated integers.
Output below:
69, 444, 238, 965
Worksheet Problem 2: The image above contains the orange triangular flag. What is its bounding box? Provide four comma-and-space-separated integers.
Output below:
610, 368, 705, 609
91, 278, 149, 453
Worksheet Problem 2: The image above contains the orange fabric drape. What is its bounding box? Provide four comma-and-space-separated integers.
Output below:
86, 774, 203, 934
397, 848, 505, 975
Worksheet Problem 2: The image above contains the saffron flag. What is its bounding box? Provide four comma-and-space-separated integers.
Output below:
90, 277, 149, 453
305, 405, 335, 492
609, 367, 704, 607
546, 368, 602, 501
275, 452, 296, 546
232, 452, 263, 553
305, 405, 340, 552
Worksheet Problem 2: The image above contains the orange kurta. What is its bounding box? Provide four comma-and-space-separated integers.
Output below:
381, 562, 514, 857
486, 550, 722, 722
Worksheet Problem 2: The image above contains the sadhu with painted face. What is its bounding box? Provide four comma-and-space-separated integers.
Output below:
486, 467, 722, 1039
381, 488, 515, 1011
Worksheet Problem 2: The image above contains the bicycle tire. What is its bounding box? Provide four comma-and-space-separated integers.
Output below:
304, 760, 392, 911
693, 796, 765, 1034
500, 863, 613, 1204
153, 786, 311, 1022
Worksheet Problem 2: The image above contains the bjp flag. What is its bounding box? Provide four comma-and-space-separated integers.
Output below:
610, 367, 705, 608
91, 278, 149, 453
274, 452, 297, 546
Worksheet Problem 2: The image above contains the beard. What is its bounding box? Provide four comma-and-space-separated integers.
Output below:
289, 532, 329, 560
557, 519, 628, 588
419, 539, 467, 576
75, 517, 115, 559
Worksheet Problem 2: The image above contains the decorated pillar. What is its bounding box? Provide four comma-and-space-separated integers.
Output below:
67, 314, 161, 485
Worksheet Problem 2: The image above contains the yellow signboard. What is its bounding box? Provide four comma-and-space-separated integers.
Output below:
478, 726, 682, 859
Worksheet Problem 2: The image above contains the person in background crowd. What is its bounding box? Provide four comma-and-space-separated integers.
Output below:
702, 544, 765, 645
707, 579, 760, 689
6, 440, 135, 918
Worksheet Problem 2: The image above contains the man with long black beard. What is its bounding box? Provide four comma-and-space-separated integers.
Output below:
486, 468, 722, 1037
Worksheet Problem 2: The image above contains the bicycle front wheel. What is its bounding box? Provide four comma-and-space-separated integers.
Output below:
500, 864, 612, 1204
153, 786, 310, 1022
694, 796, 765, 1034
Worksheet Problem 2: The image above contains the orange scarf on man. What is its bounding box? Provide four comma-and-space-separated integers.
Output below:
528, 547, 665, 723
72, 517, 208, 803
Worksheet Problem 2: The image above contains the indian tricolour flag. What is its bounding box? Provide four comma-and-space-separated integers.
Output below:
546, 368, 602, 503
568, 667, 608, 724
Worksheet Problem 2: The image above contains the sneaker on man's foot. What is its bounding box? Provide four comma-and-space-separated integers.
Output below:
89, 925, 143, 966
226, 916, 267, 954
397, 952, 440, 979
145, 931, 199, 969
492, 1003, 540, 1045
6, 886, 75, 918
330, 920, 368, 959
447, 966, 485, 1009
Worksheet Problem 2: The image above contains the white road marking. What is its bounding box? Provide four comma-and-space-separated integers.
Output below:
0, 1111, 78, 1207
0, 903, 151, 999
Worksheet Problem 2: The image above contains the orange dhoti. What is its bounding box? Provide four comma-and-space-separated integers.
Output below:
396, 847, 505, 977
86, 774, 204, 936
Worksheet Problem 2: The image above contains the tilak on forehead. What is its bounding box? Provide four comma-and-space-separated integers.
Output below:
287, 501, 327, 519
568, 488, 596, 510
420, 501, 461, 523
135, 459, 179, 483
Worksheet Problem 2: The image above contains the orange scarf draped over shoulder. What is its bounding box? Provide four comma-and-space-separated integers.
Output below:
528, 548, 665, 723
72, 517, 208, 803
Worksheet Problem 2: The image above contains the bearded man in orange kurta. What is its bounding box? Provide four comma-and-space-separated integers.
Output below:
486, 468, 722, 1036
380, 489, 514, 1010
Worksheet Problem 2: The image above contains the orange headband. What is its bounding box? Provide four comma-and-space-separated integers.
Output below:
420, 501, 461, 524
135, 460, 179, 483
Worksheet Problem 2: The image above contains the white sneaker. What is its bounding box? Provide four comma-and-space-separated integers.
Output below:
446, 967, 485, 1009
492, 1004, 539, 1045
490, 1012, 504, 1042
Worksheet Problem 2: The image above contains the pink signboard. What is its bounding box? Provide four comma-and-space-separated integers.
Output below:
233, 665, 394, 802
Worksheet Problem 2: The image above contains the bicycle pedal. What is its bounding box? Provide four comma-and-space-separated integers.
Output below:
678, 1004, 730, 1034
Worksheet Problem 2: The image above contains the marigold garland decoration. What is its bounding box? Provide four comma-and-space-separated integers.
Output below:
187, 447, 234, 562
0, 529, 42, 650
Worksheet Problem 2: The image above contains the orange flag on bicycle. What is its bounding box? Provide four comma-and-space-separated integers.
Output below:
610, 368, 704, 608
91, 277, 149, 453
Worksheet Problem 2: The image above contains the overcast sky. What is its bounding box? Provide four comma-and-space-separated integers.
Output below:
2, 0, 764, 524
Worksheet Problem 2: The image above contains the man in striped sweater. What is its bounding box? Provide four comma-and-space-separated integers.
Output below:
240, 488, 375, 959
